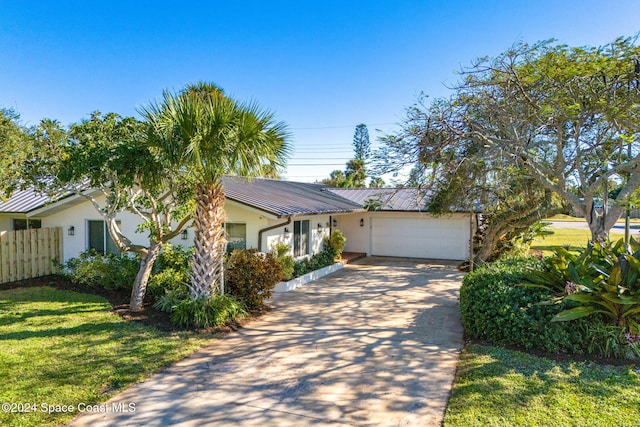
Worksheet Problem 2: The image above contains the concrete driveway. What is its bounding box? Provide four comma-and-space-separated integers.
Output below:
70, 257, 464, 427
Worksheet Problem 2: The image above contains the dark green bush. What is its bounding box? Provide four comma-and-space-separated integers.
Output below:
460, 256, 597, 354
147, 268, 189, 302
292, 240, 339, 278
271, 242, 294, 280
154, 244, 192, 274
225, 249, 283, 309
155, 293, 246, 328
63, 250, 139, 291
147, 244, 192, 302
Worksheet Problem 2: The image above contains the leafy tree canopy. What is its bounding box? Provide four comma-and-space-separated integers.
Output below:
0, 109, 35, 198
377, 36, 640, 251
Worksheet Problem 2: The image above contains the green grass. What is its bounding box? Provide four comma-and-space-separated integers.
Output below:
547, 214, 640, 223
444, 344, 640, 427
0, 287, 214, 427
531, 228, 625, 255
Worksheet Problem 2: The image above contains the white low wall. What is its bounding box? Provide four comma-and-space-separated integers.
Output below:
273, 262, 344, 292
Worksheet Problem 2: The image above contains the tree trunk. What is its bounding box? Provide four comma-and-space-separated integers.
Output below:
475, 222, 503, 262
585, 198, 624, 242
474, 203, 564, 263
129, 241, 161, 311
189, 181, 226, 299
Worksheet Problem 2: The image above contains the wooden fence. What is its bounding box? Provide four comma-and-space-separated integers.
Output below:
0, 227, 63, 284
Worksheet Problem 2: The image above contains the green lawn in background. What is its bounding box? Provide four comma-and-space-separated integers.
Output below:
531, 228, 625, 256
0, 286, 214, 427
548, 214, 640, 223
443, 344, 640, 427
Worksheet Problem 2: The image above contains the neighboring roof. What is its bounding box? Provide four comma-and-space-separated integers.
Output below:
222, 176, 364, 217
0, 187, 54, 213
325, 188, 430, 211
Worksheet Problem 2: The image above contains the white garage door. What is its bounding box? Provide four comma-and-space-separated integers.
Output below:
371, 216, 469, 260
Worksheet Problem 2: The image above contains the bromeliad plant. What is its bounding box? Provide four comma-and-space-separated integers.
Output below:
526, 238, 640, 335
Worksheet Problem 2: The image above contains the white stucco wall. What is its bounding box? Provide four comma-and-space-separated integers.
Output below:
263, 214, 330, 258
33, 195, 331, 262
41, 196, 149, 262
334, 213, 369, 254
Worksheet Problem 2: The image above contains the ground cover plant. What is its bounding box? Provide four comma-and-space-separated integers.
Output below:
443, 344, 640, 427
0, 286, 214, 427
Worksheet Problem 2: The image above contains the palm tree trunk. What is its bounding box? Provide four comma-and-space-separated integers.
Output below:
189, 181, 226, 299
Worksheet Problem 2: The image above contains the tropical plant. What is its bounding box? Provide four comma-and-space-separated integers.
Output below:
141, 82, 291, 300
225, 249, 283, 309
526, 238, 640, 333
158, 294, 246, 329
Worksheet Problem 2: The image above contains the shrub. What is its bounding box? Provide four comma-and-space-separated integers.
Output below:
147, 268, 189, 302
154, 244, 192, 274
147, 244, 193, 302
460, 256, 596, 354
327, 230, 346, 260
63, 250, 139, 291
225, 249, 283, 309
271, 242, 294, 280
156, 293, 246, 328
293, 236, 346, 277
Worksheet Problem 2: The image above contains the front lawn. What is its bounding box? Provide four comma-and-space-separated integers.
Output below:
547, 214, 640, 223
444, 344, 640, 427
531, 228, 624, 255
0, 286, 214, 427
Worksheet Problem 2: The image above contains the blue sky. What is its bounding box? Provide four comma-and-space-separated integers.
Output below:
1, 1, 639, 182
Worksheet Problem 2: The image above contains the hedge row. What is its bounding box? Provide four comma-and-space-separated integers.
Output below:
460, 257, 596, 354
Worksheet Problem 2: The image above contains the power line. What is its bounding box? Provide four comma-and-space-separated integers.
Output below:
291, 122, 396, 130
289, 164, 345, 166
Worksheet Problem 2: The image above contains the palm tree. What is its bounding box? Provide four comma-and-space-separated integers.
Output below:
141, 83, 290, 298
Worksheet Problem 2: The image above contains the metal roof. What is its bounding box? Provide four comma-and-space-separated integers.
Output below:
324, 188, 430, 211
2, 179, 437, 218
0, 187, 55, 213
222, 177, 364, 217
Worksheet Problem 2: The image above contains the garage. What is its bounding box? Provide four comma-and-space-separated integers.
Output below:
370, 215, 470, 260
327, 188, 473, 261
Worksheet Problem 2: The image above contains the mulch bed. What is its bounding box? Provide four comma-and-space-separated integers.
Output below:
0, 275, 271, 333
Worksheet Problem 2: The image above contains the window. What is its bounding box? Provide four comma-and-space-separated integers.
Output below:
294, 220, 309, 257
12, 218, 42, 230
87, 220, 120, 255
225, 223, 246, 252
